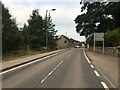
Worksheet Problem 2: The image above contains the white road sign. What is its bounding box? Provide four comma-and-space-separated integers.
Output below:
94, 33, 104, 54
94, 33, 104, 41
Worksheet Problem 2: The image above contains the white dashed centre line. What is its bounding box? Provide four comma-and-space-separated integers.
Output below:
41, 61, 63, 83
101, 81, 109, 90
94, 70, 100, 77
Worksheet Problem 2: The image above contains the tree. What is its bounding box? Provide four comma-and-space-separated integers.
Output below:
74, 1, 120, 37
46, 13, 58, 49
25, 9, 45, 50
105, 2, 120, 28
21, 23, 29, 49
22, 9, 58, 50
105, 28, 120, 47
2, 4, 23, 52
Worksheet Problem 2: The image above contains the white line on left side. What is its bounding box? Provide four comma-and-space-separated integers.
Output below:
0, 53, 59, 75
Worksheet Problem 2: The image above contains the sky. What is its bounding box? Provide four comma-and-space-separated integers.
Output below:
2, 0, 86, 42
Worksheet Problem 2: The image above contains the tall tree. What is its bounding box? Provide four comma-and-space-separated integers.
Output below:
105, 2, 120, 28
74, 1, 119, 37
25, 9, 45, 50
21, 23, 29, 49
2, 4, 23, 52
46, 13, 58, 49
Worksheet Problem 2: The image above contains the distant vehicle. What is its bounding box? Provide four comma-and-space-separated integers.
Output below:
74, 45, 80, 48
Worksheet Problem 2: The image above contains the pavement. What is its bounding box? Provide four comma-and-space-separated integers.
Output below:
85, 49, 118, 88
2, 49, 64, 71
2, 48, 105, 88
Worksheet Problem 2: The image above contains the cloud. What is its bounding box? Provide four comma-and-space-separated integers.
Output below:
1, 0, 85, 41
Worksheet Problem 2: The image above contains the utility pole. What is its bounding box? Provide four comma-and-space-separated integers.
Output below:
45, 10, 48, 49
45, 9, 56, 49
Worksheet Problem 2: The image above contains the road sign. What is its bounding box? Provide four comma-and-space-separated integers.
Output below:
94, 33, 104, 54
94, 33, 104, 41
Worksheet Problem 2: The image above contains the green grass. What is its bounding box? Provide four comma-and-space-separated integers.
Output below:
2, 50, 51, 62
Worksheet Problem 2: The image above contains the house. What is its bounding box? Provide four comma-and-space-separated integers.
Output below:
69, 38, 76, 47
56, 35, 70, 49
56, 35, 81, 49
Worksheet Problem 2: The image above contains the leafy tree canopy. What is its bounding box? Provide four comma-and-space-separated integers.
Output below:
2, 4, 23, 52
75, 1, 120, 37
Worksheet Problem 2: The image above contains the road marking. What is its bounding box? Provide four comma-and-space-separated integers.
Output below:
0, 53, 59, 75
94, 70, 100, 77
41, 61, 63, 83
98, 68, 116, 88
83, 50, 91, 64
90, 64, 94, 68
101, 81, 109, 90
83, 50, 110, 89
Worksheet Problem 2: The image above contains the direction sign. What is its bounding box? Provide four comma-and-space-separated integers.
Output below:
94, 33, 104, 41
94, 33, 104, 54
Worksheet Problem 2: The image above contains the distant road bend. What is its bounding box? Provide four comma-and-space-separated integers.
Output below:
2, 48, 109, 88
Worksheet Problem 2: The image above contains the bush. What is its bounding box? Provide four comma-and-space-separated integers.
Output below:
86, 28, 120, 47
105, 28, 120, 47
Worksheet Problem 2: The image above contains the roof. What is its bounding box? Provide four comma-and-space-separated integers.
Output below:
61, 35, 69, 41
58, 35, 81, 43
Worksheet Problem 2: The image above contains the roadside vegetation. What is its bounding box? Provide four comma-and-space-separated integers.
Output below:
86, 28, 120, 47
75, 1, 120, 47
2, 49, 52, 62
2, 2, 58, 61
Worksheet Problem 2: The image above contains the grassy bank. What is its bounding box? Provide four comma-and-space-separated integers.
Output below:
2, 49, 52, 62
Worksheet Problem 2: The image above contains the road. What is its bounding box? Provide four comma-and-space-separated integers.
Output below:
2, 48, 106, 88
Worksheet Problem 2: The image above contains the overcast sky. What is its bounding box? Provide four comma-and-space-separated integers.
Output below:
2, 0, 86, 42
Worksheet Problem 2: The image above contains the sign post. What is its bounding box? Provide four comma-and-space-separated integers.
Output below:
94, 33, 104, 54
103, 38, 104, 54
94, 33, 96, 54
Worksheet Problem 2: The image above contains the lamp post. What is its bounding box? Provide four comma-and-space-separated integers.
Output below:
45, 9, 56, 49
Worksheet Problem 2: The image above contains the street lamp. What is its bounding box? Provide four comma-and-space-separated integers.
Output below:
45, 9, 56, 49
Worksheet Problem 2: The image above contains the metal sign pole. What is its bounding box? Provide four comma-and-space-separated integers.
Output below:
94, 33, 95, 55
103, 38, 104, 54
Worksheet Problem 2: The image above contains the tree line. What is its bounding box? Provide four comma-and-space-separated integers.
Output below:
2, 3, 58, 53
75, 1, 120, 47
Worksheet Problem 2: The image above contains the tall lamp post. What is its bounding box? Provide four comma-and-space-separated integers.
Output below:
45, 9, 56, 49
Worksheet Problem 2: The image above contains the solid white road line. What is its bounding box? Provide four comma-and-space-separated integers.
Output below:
41, 61, 63, 83
90, 64, 94, 68
83, 50, 91, 64
94, 70, 100, 77
101, 81, 109, 90
0, 53, 59, 75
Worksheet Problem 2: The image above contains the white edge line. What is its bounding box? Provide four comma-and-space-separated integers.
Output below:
0, 53, 59, 75
83, 50, 91, 64
41, 61, 63, 83
90, 64, 94, 68
94, 70, 100, 77
98, 68, 116, 88
83, 50, 110, 89
101, 81, 109, 90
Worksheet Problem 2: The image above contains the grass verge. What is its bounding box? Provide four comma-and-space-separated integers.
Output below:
2, 49, 52, 62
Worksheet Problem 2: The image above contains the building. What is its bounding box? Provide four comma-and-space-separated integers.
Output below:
56, 35, 81, 49
56, 35, 70, 49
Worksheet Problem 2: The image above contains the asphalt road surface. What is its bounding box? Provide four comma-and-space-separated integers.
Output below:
2, 48, 106, 88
